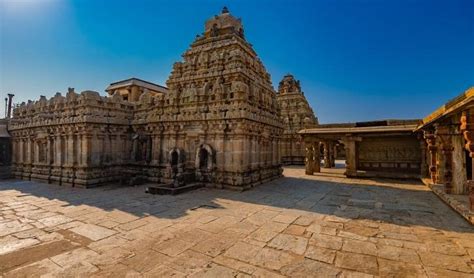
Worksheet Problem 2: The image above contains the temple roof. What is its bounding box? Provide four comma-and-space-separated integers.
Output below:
300, 119, 420, 135
204, 7, 244, 39
106, 78, 168, 94
416, 86, 474, 130
278, 74, 301, 94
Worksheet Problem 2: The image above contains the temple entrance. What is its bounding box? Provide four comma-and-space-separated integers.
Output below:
198, 148, 209, 170
168, 148, 185, 186
170, 150, 179, 176
195, 144, 214, 183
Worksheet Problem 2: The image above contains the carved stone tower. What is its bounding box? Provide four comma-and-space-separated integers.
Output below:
277, 74, 318, 165
142, 7, 284, 189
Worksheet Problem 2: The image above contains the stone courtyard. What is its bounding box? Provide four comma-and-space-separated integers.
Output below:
1, 166, 473, 277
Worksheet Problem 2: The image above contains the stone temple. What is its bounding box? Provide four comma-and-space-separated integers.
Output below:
7, 8, 317, 190
277, 74, 318, 165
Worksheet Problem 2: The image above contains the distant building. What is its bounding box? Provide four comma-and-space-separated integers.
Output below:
277, 74, 318, 165
105, 78, 168, 102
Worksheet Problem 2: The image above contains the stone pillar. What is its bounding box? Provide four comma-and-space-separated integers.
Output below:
66, 133, 75, 166
323, 141, 331, 168
436, 125, 454, 194
342, 136, 360, 177
313, 141, 321, 173
55, 135, 62, 166
424, 131, 438, 184
81, 133, 91, 166
304, 140, 314, 175
47, 136, 54, 165
418, 133, 428, 178
150, 133, 158, 165
26, 136, 32, 165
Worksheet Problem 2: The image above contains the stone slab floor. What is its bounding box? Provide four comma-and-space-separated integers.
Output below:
0, 167, 473, 278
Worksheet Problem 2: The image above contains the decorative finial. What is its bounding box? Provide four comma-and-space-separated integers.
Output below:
222, 6, 229, 14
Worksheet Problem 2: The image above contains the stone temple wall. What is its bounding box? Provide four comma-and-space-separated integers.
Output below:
9, 89, 133, 187
277, 74, 318, 165
8, 8, 284, 190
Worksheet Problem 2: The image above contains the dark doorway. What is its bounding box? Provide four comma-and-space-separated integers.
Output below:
199, 148, 209, 169
171, 150, 179, 167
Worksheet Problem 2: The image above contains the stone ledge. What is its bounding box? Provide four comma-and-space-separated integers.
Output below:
427, 183, 474, 225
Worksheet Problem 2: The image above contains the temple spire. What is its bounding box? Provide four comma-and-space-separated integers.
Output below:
222, 6, 229, 14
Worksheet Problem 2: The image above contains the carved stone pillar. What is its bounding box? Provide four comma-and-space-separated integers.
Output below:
81, 133, 92, 167
460, 109, 474, 209
424, 131, 437, 184
313, 141, 321, 173
305, 140, 315, 175
418, 133, 428, 178
66, 133, 75, 167
436, 125, 454, 194
26, 136, 32, 165
323, 141, 331, 168
54, 134, 62, 167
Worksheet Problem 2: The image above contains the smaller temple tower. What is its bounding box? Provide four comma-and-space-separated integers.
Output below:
277, 74, 318, 165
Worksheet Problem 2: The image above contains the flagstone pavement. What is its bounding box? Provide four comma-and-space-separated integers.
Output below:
0, 167, 473, 277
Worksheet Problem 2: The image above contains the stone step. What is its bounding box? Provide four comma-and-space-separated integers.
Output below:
146, 183, 204, 195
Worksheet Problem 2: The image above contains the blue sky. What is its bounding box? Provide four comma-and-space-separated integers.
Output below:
1, 0, 473, 123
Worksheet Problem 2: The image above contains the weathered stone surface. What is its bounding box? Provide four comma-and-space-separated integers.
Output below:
310, 233, 343, 250
267, 233, 308, 255
335, 251, 378, 275
280, 258, 341, 277
188, 263, 238, 278
305, 245, 336, 264
154, 238, 196, 257
377, 258, 426, 278
3, 258, 63, 278
342, 239, 377, 256
251, 247, 301, 270
166, 250, 212, 275
0, 235, 39, 255
121, 249, 171, 273
418, 251, 472, 273
51, 249, 95, 269
37, 215, 72, 227
224, 241, 262, 263
143, 265, 185, 277
376, 244, 421, 264
69, 223, 116, 241
0, 220, 33, 237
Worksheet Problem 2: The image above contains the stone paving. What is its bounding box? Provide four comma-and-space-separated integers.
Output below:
0, 167, 473, 277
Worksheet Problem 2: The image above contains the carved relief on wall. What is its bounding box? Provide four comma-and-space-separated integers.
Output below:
358, 138, 421, 162
357, 137, 422, 172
